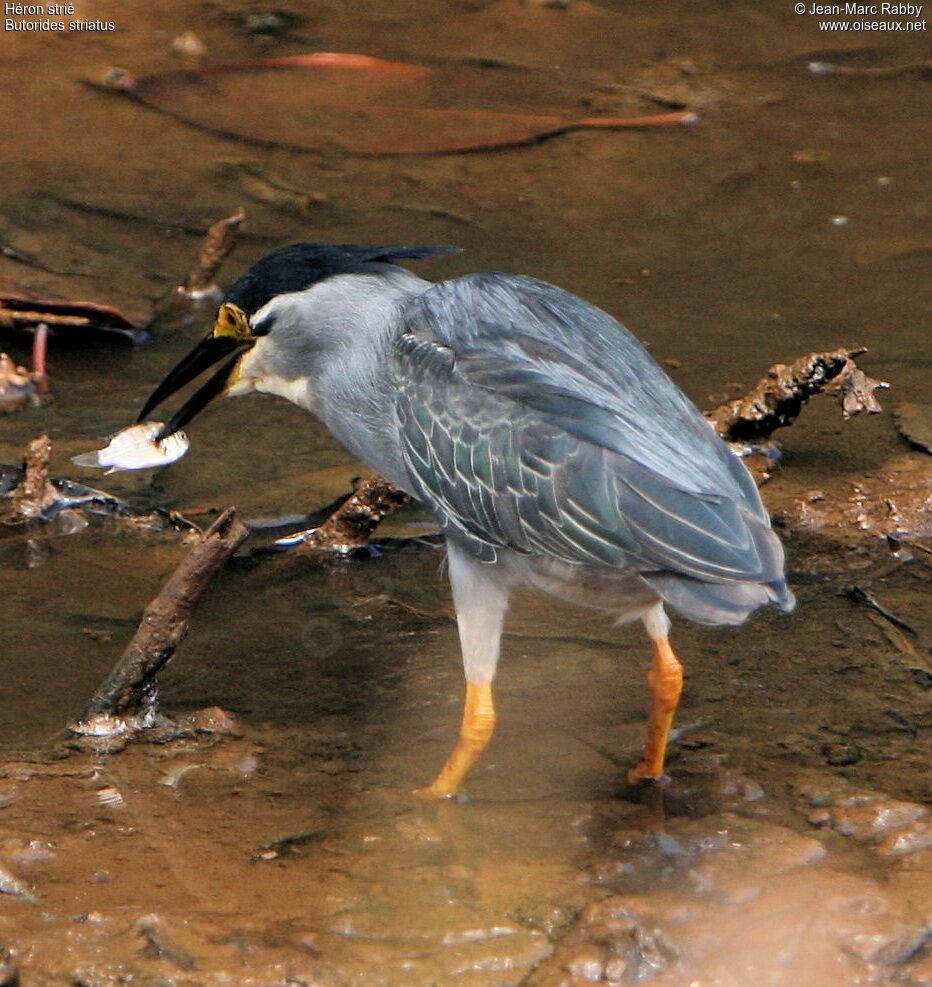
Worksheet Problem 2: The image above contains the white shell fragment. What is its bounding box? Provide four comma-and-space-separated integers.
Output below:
72, 423, 189, 473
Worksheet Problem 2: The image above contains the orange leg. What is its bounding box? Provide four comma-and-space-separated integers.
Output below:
418, 682, 496, 798
628, 635, 684, 782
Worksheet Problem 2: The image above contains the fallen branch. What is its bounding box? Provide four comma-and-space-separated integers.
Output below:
181, 210, 246, 296
73, 507, 248, 722
146, 210, 246, 335
705, 347, 887, 443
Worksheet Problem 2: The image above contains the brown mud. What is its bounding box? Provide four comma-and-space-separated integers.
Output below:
0, 0, 929, 983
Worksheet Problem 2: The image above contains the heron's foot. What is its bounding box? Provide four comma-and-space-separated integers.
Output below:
626, 760, 671, 785
411, 783, 458, 801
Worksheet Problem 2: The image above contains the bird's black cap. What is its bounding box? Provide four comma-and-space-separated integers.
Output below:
224, 242, 460, 318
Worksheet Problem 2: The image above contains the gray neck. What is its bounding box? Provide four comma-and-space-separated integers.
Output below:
250, 266, 430, 492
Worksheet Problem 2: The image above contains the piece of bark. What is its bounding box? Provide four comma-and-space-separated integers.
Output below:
295, 476, 410, 552
146, 211, 246, 336
825, 365, 888, 420
11, 435, 58, 519
180, 210, 245, 296
74, 508, 248, 721
705, 347, 887, 443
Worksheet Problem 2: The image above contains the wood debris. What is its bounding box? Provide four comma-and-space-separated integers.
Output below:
147, 210, 246, 335
1, 435, 201, 536
180, 210, 245, 296
73, 508, 248, 722
864, 612, 922, 662
705, 347, 888, 443
9, 435, 58, 520
825, 364, 888, 420
844, 585, 917, 636
292, 476, 410, 553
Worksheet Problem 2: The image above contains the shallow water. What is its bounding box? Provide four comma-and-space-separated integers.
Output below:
1, 1, 930, 983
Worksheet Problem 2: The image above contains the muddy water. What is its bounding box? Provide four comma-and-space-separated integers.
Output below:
1, 0, 930, 984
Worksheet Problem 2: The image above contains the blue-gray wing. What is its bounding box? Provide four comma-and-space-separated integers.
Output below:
392, 273, 782, 586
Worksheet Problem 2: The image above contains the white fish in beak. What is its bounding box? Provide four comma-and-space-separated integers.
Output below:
72, 423, 190, 473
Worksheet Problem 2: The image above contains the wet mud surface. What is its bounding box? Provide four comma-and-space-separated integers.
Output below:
1, 0, 930, 983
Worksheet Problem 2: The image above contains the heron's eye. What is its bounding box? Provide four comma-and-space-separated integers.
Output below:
214, 302, 253, 340
250, 316, 272, 337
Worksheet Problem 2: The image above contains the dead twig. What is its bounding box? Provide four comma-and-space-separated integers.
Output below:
705, 347, 888, 443
11, 435, 57, 519
864, 612, 922, 662
294, 476, 410, 552
146, 210, 246, 335
73, 508, 248, 721
181, 210, 246, 296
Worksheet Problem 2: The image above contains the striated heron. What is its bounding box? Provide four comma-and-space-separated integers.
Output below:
137, 242, 794, 797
